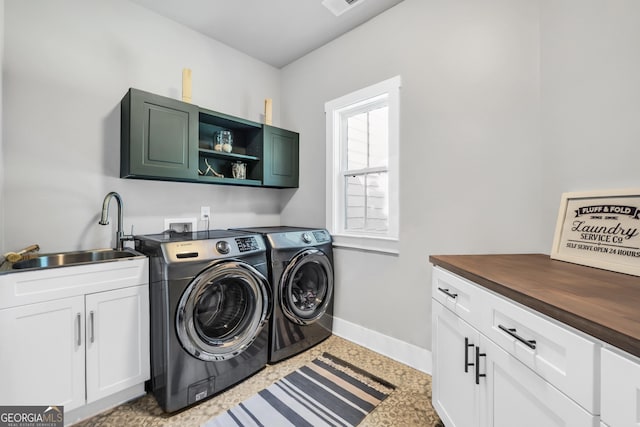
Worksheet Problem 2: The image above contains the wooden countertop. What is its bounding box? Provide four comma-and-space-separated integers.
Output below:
429, 254, 640, 358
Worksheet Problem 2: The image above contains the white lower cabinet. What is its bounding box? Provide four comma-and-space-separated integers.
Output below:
601, 347, 640, 427
432, 267, 599, 427
0, 258, 149, 424
0, 285, 149, 411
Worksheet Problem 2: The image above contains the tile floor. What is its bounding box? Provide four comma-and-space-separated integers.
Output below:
75, 335, 443, 426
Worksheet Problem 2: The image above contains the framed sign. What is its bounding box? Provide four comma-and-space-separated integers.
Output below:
551, 188, 640, 276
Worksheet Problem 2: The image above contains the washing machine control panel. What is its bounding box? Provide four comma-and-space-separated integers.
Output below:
236, 236, 260, 252
155, 235, 266, 263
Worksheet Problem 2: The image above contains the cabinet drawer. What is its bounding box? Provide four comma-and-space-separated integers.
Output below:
601, 347, 640, 426
432, 267, 486, 327
481, 290, 598, 413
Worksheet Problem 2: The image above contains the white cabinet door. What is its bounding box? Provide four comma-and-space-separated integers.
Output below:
432, 300, 480, 427
0, 296, 86, 411
85, 285, 150, 403
601, 347, 640, 427
479, 335, 598, 427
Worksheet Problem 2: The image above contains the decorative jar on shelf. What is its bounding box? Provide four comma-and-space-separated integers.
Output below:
214, 130, 233, 153
232, 161, 246, 180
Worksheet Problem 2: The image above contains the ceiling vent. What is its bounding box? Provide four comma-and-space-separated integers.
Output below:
322, 0, 366, 16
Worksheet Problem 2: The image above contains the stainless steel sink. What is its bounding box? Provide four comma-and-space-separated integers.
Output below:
11, 248, 145, 270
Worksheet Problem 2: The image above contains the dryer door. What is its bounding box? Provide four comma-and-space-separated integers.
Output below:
176, 260, 270, 361
279, 248, 334, 325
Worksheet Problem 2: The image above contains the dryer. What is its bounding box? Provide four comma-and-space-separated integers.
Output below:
135, 230, 270, 412
232, 226, 334, 363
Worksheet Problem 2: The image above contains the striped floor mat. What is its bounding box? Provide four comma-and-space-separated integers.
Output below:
202, 353, 395, 427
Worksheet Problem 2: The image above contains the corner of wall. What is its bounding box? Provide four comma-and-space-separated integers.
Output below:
0, 0, 5, 254
333, 316, 432, 374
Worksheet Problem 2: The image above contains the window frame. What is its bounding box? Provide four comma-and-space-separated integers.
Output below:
325, 76, 401, 254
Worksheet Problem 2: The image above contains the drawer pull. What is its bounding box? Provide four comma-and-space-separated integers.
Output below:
437, 287, 458, 299
475, 347, 486, 385
464, 337, 474, 373
498, 324, 537, 349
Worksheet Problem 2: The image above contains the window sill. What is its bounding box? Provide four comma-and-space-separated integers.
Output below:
331, 234, 399, 255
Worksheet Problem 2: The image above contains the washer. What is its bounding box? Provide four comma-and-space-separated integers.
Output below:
135, 230, 270, 413
231, 226, 334, 363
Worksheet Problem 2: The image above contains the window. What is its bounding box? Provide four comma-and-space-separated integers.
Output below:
325, 76, 400, 254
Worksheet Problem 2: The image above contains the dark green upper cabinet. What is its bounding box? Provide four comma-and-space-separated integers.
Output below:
120, 88, 299, 188
121, 89, 198, 181
262, 125, 299, 188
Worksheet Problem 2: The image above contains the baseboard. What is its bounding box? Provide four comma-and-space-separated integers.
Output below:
332, 317, 432, 374
64, 384, 146, 426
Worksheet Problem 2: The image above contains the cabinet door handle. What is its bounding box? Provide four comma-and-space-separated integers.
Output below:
437, 287, 458, 299
89, 311, 95, 343
498, 324, 537, 349
76, 313, 82, 346
464, 337, 474, 373
475, 347, 486, 385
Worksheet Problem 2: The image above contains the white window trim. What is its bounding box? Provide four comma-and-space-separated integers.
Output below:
325, 76, 401, 255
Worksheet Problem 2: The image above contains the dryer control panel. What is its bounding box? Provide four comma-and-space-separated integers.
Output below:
266, 229, 332, 249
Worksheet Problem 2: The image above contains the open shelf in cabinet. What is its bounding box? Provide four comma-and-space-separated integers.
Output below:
198, 149, 259, 163
197, 108, 264, 185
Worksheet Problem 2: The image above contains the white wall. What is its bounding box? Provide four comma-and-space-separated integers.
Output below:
540, 0, 640, 213
281, 0, 544, 352
2, 0, 284, 253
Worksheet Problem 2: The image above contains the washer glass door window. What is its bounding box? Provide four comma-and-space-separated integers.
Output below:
280, 249, 334, 325
176, 261, 269, 361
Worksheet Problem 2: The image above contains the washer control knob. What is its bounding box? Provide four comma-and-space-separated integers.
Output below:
302, 232, 312, 244
216, 240, 230, 254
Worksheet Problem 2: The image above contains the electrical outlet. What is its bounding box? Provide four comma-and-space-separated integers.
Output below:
201, 206, 211, 221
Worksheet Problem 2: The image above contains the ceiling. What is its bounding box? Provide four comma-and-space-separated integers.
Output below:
130, 0, 405, 68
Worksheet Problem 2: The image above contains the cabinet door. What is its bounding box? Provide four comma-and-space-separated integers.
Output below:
601, 347, 640, 427
479, 335, 598, 427
0, 296, 86, 411
122, 88, 198, 180
85, 285, 150, 403
262, 125, 299, 188
432, 300, 480, 427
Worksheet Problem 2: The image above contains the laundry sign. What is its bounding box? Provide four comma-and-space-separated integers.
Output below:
551, 189, 640, 276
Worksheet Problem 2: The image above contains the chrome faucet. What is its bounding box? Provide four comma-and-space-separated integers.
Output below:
99, 192, 133, 250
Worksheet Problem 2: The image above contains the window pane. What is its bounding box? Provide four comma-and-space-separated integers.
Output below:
368, 106, 388, 168
345, 172, 388, 233
347, 113, 367, 170
366, 172, 389, 232
346, 106, 388, 170
346, 175, 366, 230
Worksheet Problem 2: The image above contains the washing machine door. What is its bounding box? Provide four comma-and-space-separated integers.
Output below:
279, 248, 334, 325
176, 260, 270, 361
